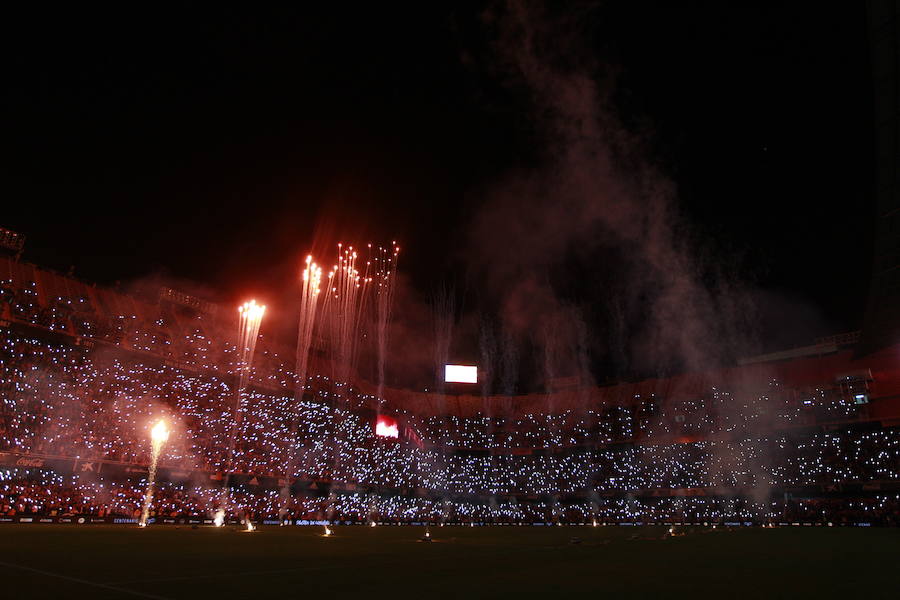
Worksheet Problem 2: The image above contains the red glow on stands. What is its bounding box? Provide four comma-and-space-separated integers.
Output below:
375, 415, 399, 438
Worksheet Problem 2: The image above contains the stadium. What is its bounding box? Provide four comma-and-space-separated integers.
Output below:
3, 245, 900, 597
4, 2, 900, 599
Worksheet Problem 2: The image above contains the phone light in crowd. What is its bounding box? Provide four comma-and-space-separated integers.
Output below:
444, 364, 477, 383
375, 415, 399, 438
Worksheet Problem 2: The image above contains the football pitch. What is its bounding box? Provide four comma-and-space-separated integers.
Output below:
0, 524, 897, 599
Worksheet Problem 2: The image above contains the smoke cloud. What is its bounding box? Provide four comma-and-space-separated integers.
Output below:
461, 0, 760, 387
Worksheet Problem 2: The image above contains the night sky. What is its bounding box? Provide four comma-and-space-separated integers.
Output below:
2, 3, 874, 384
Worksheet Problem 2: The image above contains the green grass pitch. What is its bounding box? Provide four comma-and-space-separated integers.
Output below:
0, 525, 897, 599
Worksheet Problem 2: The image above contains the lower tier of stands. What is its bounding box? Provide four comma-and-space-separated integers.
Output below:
1, 468, 897, 525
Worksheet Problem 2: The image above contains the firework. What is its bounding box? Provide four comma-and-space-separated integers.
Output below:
320, 244, 370, 481
295, 256, 322, 399
321, 244, 369, 387
222, 300, 266, 511
138, 420, 169, 527
299, 242, 401, 490
236, 300, 266, 390
281, 256, 322, 512
373, 243, 400, 400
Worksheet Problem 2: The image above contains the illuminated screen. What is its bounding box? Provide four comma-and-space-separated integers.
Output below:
374, 415, 399, 438
444, 364, 477, 383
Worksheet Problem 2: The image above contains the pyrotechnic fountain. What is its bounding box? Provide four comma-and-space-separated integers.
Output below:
281, 256, 322, 512
236, 300, 266, 395
320, 244, 369, 387
294, 256, 323, 402
213, 509, 225, 527
138, 420, 169, 527
222, 300, 266, 515
319, 242, 399, 389
316, 242, 399, 482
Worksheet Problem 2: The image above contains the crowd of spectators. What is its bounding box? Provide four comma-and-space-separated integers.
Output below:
1, 276, 898, 524
1, 329, 898, 516
2, 469, 897, 525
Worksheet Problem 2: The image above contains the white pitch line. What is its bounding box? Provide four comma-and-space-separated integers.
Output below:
0, 559, 173, 600
104, 565, 331, 586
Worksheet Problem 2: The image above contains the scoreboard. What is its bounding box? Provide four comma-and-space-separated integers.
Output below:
444, 364, 477, 383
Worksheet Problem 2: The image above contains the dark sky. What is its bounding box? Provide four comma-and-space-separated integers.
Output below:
2, 3, 874, 378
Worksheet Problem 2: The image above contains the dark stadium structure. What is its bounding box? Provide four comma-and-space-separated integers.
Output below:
859, 0, 900, 356
1, 251, 898, 527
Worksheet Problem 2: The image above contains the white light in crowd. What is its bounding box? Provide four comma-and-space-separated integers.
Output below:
1, 323, 894, 525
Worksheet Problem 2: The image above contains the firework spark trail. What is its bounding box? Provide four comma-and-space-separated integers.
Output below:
295, 256, 323, 399
374, 243, 400, 402
324, 245, 369, 486
222, 300, 265, 513
314, 242, 398, 488
352, 250, 374, 375
281, 256, 322, 514
333, 244, 367, 387
139, 420, 169, 527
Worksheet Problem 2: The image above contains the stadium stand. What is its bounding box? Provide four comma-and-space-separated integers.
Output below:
1, 255, 899, 525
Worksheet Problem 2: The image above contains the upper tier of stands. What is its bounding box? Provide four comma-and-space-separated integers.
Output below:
3, 254, 900, 430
